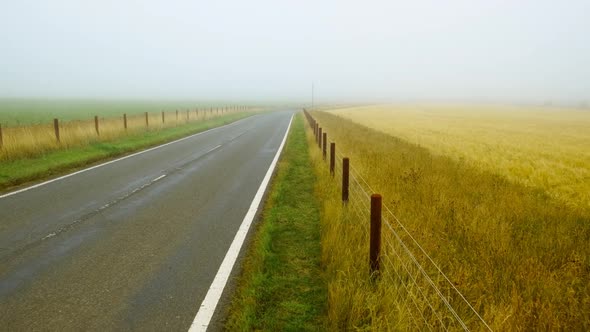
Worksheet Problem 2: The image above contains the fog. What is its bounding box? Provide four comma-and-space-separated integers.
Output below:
1, 0, 589, 104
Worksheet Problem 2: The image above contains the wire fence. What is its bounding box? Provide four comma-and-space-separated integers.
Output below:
0, 106, 253, 161
303, 109, 492, 331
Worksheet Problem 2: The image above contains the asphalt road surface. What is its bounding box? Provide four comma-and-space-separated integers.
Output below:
0, 110, 294, 331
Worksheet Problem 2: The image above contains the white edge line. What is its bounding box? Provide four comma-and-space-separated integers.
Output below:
188, 114, 294, 332
0, 115, 255, 200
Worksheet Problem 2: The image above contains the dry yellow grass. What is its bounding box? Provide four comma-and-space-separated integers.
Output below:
308, 110, 590, 330
0, 109, 238, 161
328, 104, 590, 208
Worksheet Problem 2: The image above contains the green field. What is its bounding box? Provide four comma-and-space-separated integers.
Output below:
0, 98, 248, 126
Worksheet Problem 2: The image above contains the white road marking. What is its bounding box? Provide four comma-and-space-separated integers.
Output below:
188, 114, 293, 332
152, 174, 167, 182
0, 115, 256, 200
206, 145, 222, 154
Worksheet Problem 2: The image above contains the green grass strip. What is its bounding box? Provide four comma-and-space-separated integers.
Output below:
225, 113, 326, 331
0, 112, 254, 192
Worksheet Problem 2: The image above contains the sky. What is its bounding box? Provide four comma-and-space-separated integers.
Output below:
1, 0, 589, 104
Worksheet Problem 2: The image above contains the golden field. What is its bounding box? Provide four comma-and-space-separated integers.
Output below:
328, 104, 590, 208
308, 109, 590, 330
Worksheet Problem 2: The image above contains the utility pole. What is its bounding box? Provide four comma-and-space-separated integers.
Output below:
312, 82, 315, 109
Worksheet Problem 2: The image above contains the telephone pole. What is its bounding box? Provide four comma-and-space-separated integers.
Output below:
312, 82, 315, 109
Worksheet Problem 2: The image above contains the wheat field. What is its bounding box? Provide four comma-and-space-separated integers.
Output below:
309, 109, 590, 330
328, 104, 590, 208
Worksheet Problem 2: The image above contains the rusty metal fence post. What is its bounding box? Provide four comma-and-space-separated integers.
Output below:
54, 118, 60, 142
322, 132, 327, 160
330, 143, 335, 176
370, 194, 382, 276
342, 157, 349, 203
94, 116, 99, 136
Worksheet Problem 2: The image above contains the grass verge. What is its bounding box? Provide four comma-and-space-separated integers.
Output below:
225, 113, 326, 331
0, 112, 254, 193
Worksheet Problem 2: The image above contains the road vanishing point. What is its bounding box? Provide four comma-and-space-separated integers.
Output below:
0, 110, 294, 331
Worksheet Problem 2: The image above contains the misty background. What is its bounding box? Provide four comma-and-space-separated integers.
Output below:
1, 0, 589, 104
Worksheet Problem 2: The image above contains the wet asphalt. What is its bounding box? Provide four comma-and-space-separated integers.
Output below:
0, 110, 294, 331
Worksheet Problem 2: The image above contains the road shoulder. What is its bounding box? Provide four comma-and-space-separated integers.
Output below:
223, 112, 327, 331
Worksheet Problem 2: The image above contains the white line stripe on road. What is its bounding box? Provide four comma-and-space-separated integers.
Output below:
0, 116, 256, 200
206, 145, 222, 154
188, 114, 294, 332
152, 174, 167, 182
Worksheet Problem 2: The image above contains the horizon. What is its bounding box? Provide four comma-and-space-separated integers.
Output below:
2, 1, 589, 104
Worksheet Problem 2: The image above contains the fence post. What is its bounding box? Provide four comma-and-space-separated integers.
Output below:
95, 115, 99, 136
315, 123, 319, 142
54, 118, 60, 142
0, 123, 3, 149
323, 132, 327, 160
145, 112, 149, 127
330, 142, 335, 175
342, 157, 349, 203
318, 128, 322, 149
124, 114, 127, 130
370, 194, 383, 276
162, 111, 165, 123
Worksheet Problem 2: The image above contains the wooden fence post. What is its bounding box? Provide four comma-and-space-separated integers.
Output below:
54, 118, 60, 142
124, 114, 128, 130
162, 111, 165, 123
330, 142, 335, 176
370, 194, 383, 276
318, 128, 322, 149
323, 132, 327, 160
145, 112, 149, 127
315, 122, 318, 141
342, 158, 349, 203
95, 115, 99, 136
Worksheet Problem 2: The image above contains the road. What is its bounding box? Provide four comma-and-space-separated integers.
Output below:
0, 110, 294, 331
